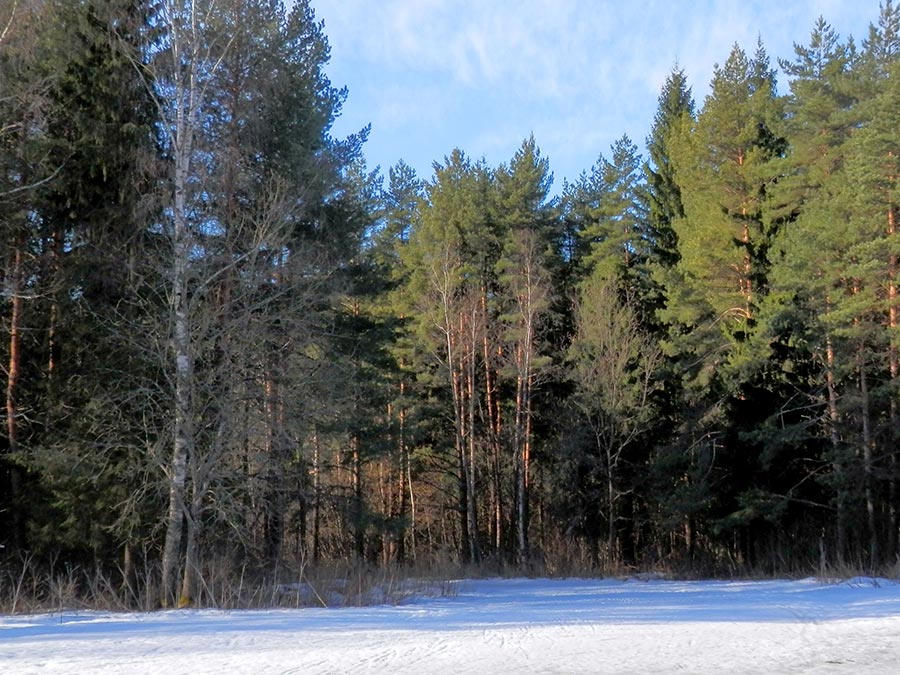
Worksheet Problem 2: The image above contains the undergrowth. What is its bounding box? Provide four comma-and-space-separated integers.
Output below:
0, 553, 457, 615
2, 548, 897, 615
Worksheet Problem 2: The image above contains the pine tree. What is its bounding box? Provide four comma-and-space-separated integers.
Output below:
667, 41, 783, 334
494, 137, 556, 562
766, 16, 860, 566
374, 160, 424, 262
579, 135, 649, 287
655, 40, 788, 565
397, 150, 496, 563
837, 1, 900, 565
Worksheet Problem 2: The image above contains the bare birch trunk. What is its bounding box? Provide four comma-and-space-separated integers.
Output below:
179, 482, 202, 606
160, 143, 193, 606
160, 39, 197, 600
514, 350, 528, 563
518, 370, 533, 563
606, 445, 617, 563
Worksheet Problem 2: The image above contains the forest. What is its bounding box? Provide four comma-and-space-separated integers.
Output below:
2, 0, 900, 609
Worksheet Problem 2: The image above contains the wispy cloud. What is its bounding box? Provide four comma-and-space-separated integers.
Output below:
315, 0, 877, 186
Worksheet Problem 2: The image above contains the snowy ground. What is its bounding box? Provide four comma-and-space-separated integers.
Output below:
3, 577, 900, 674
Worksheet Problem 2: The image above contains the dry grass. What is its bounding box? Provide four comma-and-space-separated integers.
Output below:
0, 552, 456, 615
4, 544, 898, 616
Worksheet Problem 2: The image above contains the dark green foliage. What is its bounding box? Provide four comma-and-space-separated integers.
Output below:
645, 66, 694, 268
6, 1, 900, 589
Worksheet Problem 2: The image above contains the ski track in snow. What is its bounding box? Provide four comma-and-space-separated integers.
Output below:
3, 577, 900, 674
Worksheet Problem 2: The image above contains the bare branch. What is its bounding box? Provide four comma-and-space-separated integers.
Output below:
0, 161, 64, 200
0, 0, 18, 46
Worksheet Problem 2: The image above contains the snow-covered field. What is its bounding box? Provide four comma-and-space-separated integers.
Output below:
3, 576, 900, 674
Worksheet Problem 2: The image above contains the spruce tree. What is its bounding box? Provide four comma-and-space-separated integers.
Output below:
645, 66, 694, 268
22, 0, 161, 564
0, 0, 55, 551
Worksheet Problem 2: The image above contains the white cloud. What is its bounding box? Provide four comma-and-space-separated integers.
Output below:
314, 0, 877, 186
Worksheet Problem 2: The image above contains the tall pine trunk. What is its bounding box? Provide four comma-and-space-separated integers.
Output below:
480, 289, 503, 555
465, 302, 481, 564
887, 204, 898, 559
4, 244, 24, 547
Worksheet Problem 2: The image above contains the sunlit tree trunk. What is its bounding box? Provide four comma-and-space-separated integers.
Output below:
463, 299, 481, 564
480, 288, 503, 555
4, 244, 24, 545
886, 203, 899, 559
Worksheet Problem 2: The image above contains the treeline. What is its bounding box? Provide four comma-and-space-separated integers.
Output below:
3, 0, 900, 607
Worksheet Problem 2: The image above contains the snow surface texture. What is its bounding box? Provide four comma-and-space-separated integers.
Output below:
3, 577, 900, 674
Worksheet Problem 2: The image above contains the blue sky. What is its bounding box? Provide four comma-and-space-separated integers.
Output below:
314, 1, 876, 190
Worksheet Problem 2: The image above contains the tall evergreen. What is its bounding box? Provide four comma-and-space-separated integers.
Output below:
654, 40, 789, 566
26, 0, 161, 562
397, 150, 496, 563
645, 66, 694, 268
766, 16, 863, 566
666, 41, 783, 336
1, 0, 160, 559
840, 1, 900, 565
579, 135, 649, 286
1, 0, 55, 551
494, 137, 557, 561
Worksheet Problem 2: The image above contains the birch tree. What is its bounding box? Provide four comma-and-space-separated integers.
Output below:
141, 0, 237, 607
568, 275, 660, 562
398, 151, 495, 563
145, 0, 361, 603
